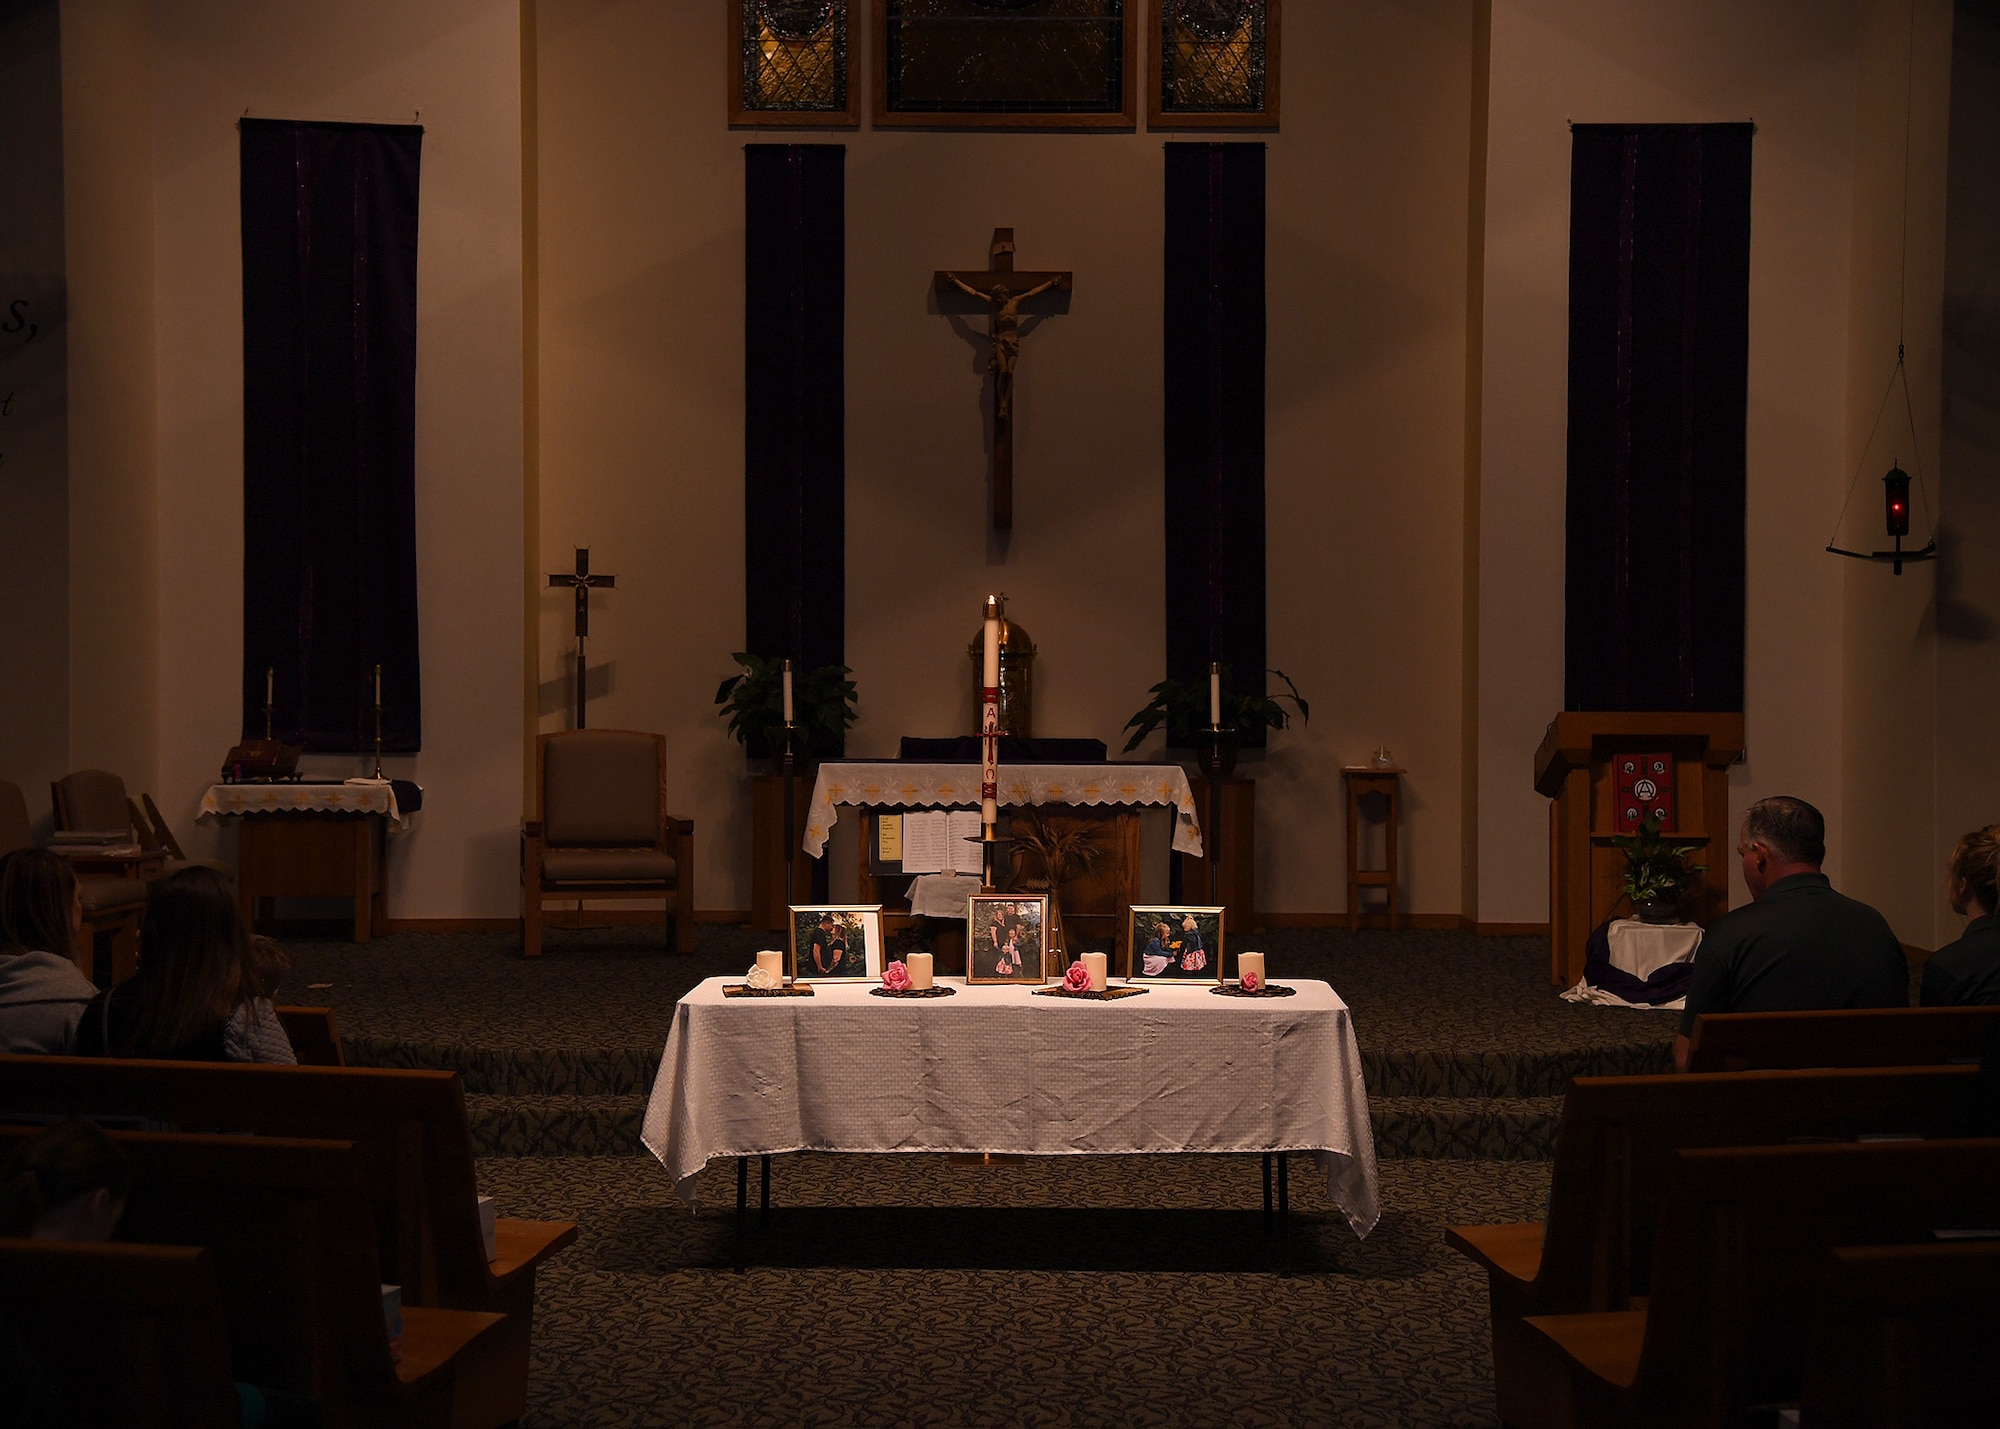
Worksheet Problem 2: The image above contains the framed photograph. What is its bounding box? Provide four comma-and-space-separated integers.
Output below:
1148, 0, 1280, 129
789, 904, 884, 981
1128, 906, 1225, 983
873, 0, 1138, 130
729, 0, 861, 127
966, 893, 1050, 984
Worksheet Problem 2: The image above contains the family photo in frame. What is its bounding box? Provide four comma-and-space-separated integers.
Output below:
788, 905, 884, 982
1128, 906, 1225, 983
966, 894, 1049, 984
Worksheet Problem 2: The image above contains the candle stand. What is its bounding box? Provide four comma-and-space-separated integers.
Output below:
780, 719, 798, 911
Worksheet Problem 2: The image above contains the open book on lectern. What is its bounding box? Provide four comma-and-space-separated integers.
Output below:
897, 809, 985, 875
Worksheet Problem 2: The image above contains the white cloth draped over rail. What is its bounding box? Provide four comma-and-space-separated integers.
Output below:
802, 761, 1204, 859
640, 975, 1381, 1238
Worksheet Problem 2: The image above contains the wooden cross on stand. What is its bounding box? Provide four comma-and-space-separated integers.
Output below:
934, 227, 1071, 531
548, 546, 616, 728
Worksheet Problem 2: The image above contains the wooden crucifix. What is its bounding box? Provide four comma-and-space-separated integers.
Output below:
934, 227, 1071, 531
548, 546, 616, 728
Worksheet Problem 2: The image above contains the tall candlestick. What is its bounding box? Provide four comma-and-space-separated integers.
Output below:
981, 596, 1001, 831
1209, 662, 1222, 728
781, 660, 794, 725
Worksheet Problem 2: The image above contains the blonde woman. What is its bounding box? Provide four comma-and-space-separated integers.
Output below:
1922, 824, 2000, 1006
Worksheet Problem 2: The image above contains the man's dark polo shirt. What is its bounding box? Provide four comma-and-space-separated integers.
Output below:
1679, 872, 1908, 1035
1920, 914, 2000, 1006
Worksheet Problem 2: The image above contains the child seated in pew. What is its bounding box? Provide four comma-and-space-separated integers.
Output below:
0, 850, 100, 1054
73, 868, 297, 1064
1924, 823, 2000, 1006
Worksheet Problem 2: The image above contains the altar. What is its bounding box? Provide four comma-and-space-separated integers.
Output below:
804, 760, 1203, 968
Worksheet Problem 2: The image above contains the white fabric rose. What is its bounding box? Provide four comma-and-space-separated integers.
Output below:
745, 962, 781, 990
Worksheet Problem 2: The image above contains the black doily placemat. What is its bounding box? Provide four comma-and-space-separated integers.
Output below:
1210, 983, 1298, 998
869, 985, 957, 999
722, 983, 815, 997
1032, 985, 1149, 1001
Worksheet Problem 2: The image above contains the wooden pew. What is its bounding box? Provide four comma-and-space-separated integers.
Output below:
0, 1126, 510, 1429
274, 1003, 346, 1066
1444, 1065, 1985, 1429
1515, 1139, 2000, 1428
0, 1238, 240, 1428
1796, 1242, 2000, 1428
0, 1055, 576, 1425
1685, 1004, 2000, 1072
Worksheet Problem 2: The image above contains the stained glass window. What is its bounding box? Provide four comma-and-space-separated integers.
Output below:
878, 0, 1134, 126
1153, 0, 1277, 127
733, 0, 855, 125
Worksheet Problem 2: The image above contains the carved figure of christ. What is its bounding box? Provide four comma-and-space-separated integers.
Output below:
934, 227, 1071, 531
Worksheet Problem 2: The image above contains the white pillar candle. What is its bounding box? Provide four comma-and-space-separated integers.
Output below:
907, 952, 933, 990
756, 950, 784, 982
266, 666, 275, 705
374, 663, 382, 705
1209, 662, 1222, 727
1082, 951, 1107, 992
782, 660, 794, 724
983, 602, 1001, 688
1237, 951, 1265, 986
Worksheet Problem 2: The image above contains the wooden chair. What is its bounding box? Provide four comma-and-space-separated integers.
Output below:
0, 777, 145, 984
274, 1003, 347, 1066
1514, 1139, 2000, 1428
0, 1125, 514, 1429
0, 1238, 241, 1428
0, 1054, 576, 1425
1796, 1242, 2000, 1427
1685, 1005, 2000, 1072
1445, 1065, 1988, 1429
522, 729, 694, 957
53, 767, 235, 886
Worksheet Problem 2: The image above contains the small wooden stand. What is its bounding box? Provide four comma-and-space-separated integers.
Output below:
1342, 766, 1403, 931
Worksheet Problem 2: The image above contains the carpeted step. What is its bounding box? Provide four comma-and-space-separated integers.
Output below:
1369, 1096, 1563, 1160
346, 1038, 661, 1096
1362, 1044, 1671, 1098
466, 1094, 648, 1157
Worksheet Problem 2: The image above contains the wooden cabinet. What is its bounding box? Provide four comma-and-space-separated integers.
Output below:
749, 773, 823, 934
1173, 775, 1257, 933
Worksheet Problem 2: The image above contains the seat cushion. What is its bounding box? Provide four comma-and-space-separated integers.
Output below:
542, 732, 661, 847
0, 781, 31, 856
540, 848, 677, 884
78, 875, 148, 914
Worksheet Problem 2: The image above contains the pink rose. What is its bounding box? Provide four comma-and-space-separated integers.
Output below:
1063, 960, 1091, 992
882, 961, 912, 992
1240, 970, 1261, 993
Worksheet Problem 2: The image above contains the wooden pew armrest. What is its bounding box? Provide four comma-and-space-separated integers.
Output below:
395, 1307, 509, 1389
489, 1217, 579, 1283
1522, 1310, 1647, 1391
1445, 1222, 1545, 1283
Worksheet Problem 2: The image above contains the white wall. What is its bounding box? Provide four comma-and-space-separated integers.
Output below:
1478, 0, 1865, 921
137, 0, 525, 916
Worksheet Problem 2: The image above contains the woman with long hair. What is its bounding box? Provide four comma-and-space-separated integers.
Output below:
1923, 824, 2000, 1006
0, 850, 98, 1053
73, 867, 295, 1062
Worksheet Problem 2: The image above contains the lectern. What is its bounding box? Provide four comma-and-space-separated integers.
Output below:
1534, 712, 1744, 987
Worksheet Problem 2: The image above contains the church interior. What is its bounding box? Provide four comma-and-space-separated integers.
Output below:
4, 1, 1999, 1425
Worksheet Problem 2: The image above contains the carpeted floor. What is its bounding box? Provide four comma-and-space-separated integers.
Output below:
268, 923, 1660, 1426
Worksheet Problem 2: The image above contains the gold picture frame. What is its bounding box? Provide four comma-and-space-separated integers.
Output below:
730, 0, 862, 128
1128, 905, 1225, 983
966, 893, 1051, 984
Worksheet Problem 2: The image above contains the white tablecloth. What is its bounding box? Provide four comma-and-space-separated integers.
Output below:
804, 761, 1203, 858
640, 975, 1380, 1237
198, 781, 413, 833
906, 873, 985, 918
1606, 917, 1701, 978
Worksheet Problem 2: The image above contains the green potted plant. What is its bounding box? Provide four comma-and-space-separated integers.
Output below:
1611, 813, 1705, 924
1120, 665, 1310, 769
713, 652, 857, 762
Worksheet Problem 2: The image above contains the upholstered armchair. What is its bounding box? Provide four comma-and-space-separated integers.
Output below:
1, 779, 145, 982
522, 730, 694, 958
51, 769, 234, 883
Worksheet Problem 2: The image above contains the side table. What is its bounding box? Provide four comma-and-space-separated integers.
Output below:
1342, 766, 1404, 932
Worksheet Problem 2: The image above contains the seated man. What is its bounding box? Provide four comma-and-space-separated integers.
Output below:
1675, 795, 1907, 1071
